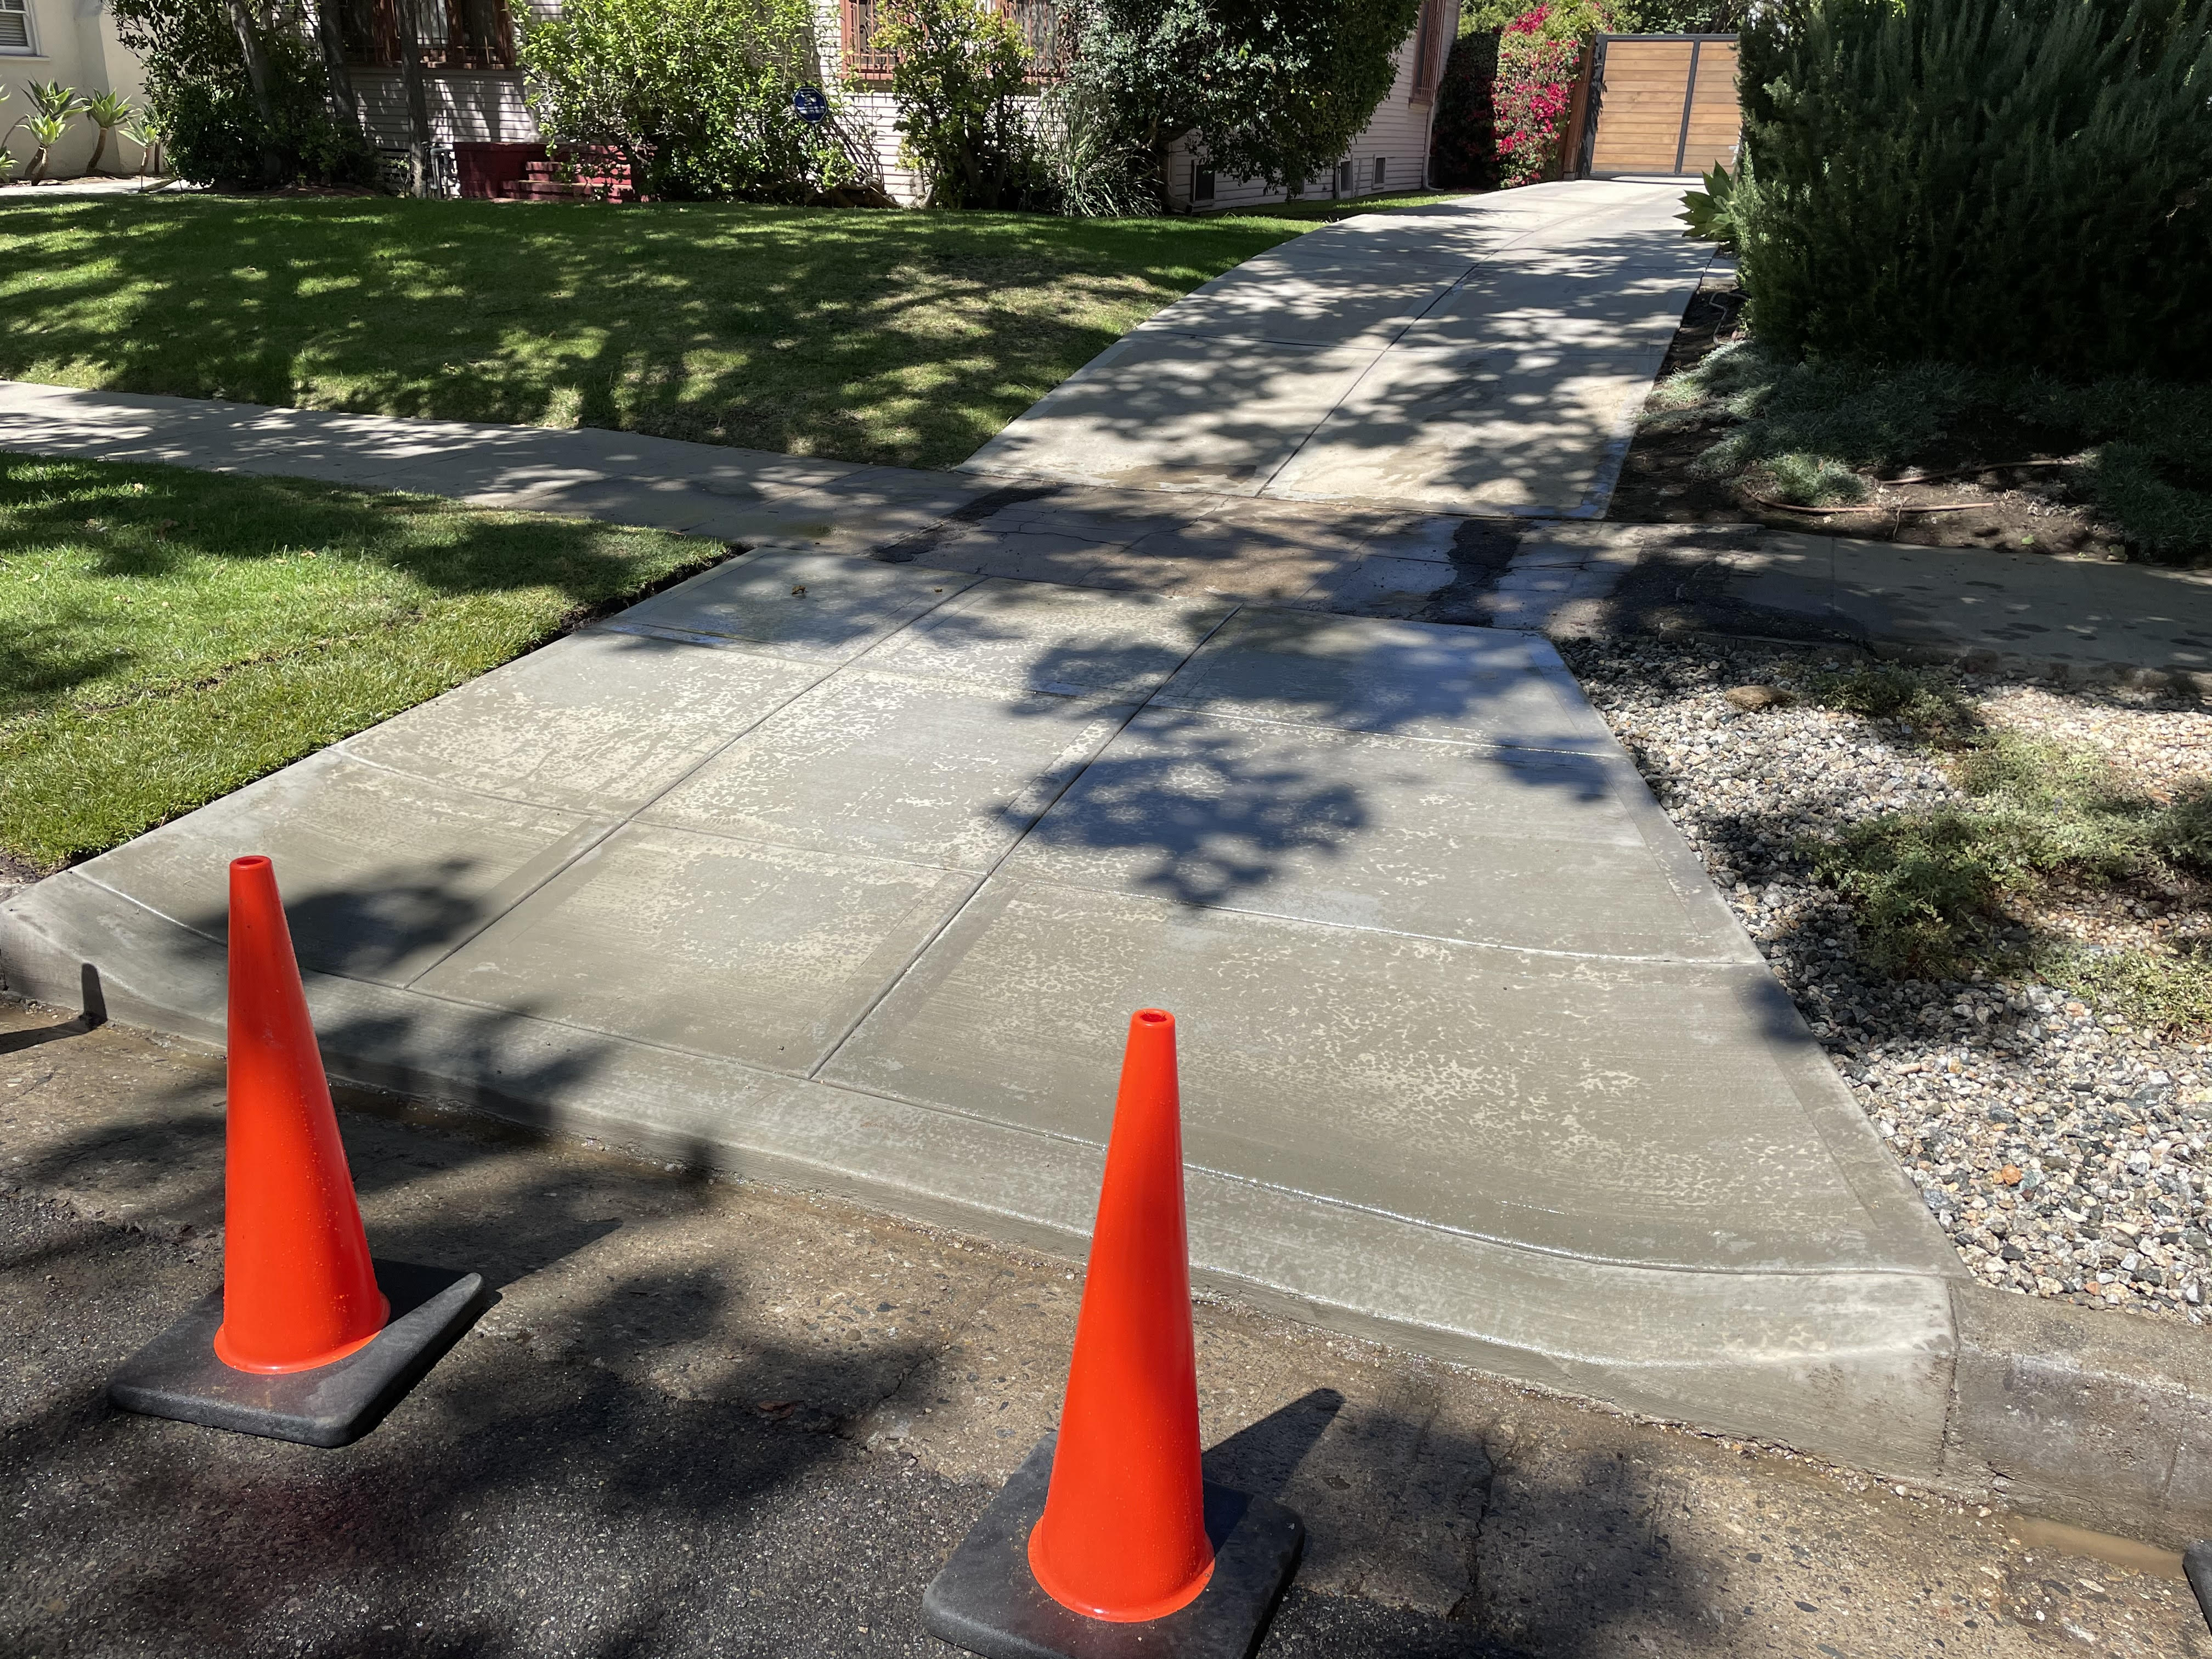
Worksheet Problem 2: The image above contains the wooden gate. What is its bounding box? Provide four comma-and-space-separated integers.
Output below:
1577, 34, 1740, 178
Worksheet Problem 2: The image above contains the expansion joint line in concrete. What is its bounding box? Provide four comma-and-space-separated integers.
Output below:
1249, 192, 1698, 513
799, 599, 1250, 1081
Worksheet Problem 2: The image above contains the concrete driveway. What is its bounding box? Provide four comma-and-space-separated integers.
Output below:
962, 180, 1714, 516
1, 546, 1960, 1480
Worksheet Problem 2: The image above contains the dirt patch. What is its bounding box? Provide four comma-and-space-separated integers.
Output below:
1611, 276, 2128, 561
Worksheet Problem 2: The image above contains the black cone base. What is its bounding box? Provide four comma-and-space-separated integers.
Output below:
108, 1259, 490, 1447
923, 1435, 1304, 1659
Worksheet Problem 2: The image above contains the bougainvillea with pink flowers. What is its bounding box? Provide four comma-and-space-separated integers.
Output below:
1491, 2, 1602, 187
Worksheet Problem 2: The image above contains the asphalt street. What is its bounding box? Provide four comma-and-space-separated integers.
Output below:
4, 998, 2208, 1658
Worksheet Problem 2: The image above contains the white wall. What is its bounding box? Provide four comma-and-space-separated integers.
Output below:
1, 0, 151, 179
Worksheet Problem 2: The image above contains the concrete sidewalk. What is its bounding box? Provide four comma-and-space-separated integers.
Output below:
2, 544, 1966, 1482
12, 381, 2211, 684
962, 180, 1714, 516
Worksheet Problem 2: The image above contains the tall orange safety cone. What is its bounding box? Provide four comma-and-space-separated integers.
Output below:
922, 1009, 1305, 1659
108, 854, 489, 1446
215, 854, 388, 1372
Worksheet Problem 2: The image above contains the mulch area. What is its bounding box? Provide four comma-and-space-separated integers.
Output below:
1609, 276, 2123, 560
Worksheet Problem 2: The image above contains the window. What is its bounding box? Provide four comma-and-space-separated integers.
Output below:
1335, 158, 1353, 196
1189, 163, 1215, 205
0, 0, 35, 54
1409, 0, 1444, 104
1373, 155, 1387, 187
844, 0, 1065, 81
338, 0, 515, 68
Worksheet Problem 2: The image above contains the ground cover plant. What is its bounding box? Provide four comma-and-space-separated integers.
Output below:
1634, 335, 2212, 562
1799, 664, 2212, 1030
0, 194, 1306, 470
0, 454, 715, 872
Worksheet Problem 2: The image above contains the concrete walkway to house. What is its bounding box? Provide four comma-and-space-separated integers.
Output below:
962, 179, 1716, 516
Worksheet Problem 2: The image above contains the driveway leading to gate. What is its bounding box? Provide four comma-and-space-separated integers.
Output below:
963, 180, 1713, 516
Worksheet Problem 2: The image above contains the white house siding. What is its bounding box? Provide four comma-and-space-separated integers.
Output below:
354, 69, 539, 150
0, 0, 150, 179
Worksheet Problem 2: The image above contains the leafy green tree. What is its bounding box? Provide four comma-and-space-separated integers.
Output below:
518, 0, 870, 201
1062, 0, 1424, 199
874, 0, 1049, 207
106, 0, 374, 187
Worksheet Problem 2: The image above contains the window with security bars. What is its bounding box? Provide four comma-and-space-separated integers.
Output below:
0, 0, 35, 54
844, 0, 1066, 81
338, 0, 515, 67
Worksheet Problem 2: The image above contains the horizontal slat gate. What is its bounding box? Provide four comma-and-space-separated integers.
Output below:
1582, 35, 1740, 178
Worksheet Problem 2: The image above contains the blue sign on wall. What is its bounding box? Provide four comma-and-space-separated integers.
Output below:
793, 86, 828, 124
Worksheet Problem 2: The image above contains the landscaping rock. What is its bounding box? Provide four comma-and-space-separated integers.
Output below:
1563, 634, 2212, 1323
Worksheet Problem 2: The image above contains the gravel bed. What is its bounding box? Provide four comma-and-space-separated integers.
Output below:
1561, 634, 2212, 1321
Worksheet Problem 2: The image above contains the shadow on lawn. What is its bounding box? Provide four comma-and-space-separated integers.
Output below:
0, 451, 727, 717
0, 197, 1303, 470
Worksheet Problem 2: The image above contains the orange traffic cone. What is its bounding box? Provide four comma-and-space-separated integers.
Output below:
213, 854, 388, 1372
108, 855, 487, 1446
1027, 1007, 1214, 1620
921, 1008, 1304, 1659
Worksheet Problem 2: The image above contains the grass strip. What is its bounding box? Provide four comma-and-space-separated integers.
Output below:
0, 452, 719, 870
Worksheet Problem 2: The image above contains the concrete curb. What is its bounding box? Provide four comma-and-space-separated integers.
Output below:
1937, 1280, 2212, 1550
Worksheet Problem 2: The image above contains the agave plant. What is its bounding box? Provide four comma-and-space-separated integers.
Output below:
84, 90, 133, 175
22, 112, 67, 183
1677, 157, 1742, 250
123, 112, 164, 179
24, 80, 89, 122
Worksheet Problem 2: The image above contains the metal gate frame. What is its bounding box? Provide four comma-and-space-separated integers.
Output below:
1574, 33, 1739, 179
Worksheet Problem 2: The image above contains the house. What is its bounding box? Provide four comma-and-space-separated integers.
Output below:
5, 0, 1459, 202
1, 0, 149, 178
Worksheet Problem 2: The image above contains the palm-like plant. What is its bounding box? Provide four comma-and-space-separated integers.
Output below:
22, 112, 66, 183
84, 91, 133, 175
123, 112, 164, 179
24, 80, 88, 122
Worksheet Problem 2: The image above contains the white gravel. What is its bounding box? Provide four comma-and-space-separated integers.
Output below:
1562, 635, 2212, 1321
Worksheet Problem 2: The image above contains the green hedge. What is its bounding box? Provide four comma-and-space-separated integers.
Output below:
1734, 0, 2212, 379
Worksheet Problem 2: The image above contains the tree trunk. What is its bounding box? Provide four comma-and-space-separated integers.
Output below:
313, 0, 363, 136
396, 0, 436, 196
224, 0, 286, 185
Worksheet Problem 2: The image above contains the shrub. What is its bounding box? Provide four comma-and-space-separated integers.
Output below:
518, 0, 866, 202
1492, 3, 1603, 188
1059, 0, 1421, 199
1034, 78, 1155, 217
874, 0, 1050, 209
108, 0, 374, 188
1429, 29, 1500, 189
1734, 0, 2212, 380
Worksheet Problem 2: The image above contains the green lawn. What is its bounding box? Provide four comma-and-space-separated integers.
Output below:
0, 196, 1312, 471
0, 453, 716, 872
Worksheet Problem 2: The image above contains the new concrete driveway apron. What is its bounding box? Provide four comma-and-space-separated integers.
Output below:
961, 179, 1716, 517
3, 549, 1961, 1478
